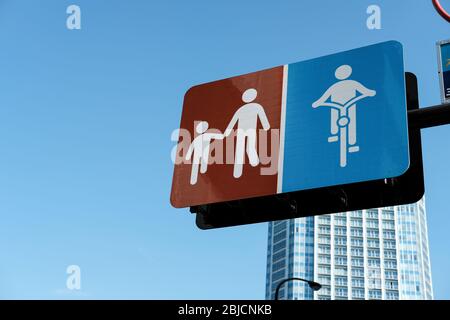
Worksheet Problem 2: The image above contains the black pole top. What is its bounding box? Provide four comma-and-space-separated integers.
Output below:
274, 277, 322, 300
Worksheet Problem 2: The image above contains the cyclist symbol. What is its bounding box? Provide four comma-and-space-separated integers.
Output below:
312, 65, 376, 168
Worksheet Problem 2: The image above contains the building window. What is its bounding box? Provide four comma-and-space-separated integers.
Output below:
351, 247, 364, 256
367, 239, 380, 248
367, 220, 379, 228
335, 276, 348, 286
335, 246, 347, 256
319, 226, 331, 234
385, 271, 398, 280
367, 229, 379, 238
351, 227, 363, 237
351, 211, 363, 218
318, 276, 331, 285
385, 291, 399, 300
273, 222, 287, 234
335, 236, 346, 245
384, 240, 396, 249
382, 210, 395, 220
384, 249, 396, 259
272, 270, 286, 282
384, 260, 397, 270
318, 245, 330, 254
318, 216, 331, 224
350, 218, 363, 227
272, 260, 286, 272
385, 280, 398, 290
273, 231, 286, 244
368, 278, 382, 289
273, 242, 286, 253
318, 266, 331, 274
319, 286, 331, 295
335, 288, 348, 298
368, 268, 381, 279
383, 230, 396, 239
335, 257, 347, 266
335, 227, 347, 236
318, 255, 331, 265
272, 250, 286, 263
318, 236, 331, 245
368, 289, 382, 300
351, 278, 364, 287
351, 268, 364, 277
351, 258, 364, 267
383, 221, 395, 229
335, 217, 347, 225
366, 210, 379, 219
335, 267, 347, 276
368, 249, 380, 258
351, 238, 363, 247
368, 259, 381, 267
352, 288, 365, 299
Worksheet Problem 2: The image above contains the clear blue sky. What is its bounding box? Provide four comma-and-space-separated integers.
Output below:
0, 0, 449, 299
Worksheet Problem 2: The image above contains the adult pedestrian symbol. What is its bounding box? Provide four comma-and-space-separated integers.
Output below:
171, 41, 409, 208
224, 88, 271, 178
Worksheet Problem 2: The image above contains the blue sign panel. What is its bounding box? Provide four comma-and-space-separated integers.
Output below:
281, 41, 409, 193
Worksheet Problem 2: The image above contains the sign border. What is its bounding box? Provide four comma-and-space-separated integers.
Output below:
437, 39, 450, 104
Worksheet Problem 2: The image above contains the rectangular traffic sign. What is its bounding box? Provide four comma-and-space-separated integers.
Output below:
195, 72, 424, 229
437, 40, 450, 103
171, 41, 409, 208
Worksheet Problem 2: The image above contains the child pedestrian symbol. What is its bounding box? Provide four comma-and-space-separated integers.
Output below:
185, 121, 224, 185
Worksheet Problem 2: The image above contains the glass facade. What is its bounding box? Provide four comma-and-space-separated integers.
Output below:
265, 198, 433, 300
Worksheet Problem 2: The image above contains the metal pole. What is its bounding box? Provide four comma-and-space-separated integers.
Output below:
408, 103, 450, 129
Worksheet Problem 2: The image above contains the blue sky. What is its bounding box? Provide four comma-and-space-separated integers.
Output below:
0, 0, 449, 299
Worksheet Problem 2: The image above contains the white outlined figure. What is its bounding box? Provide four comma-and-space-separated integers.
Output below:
186, 121, 224, 185
224, 88, 271, 178
312, 65, 376, 167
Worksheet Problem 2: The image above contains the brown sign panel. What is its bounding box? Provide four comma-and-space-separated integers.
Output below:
171, 66, 284, 208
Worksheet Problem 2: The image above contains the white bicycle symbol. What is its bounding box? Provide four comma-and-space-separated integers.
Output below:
312, 65, 376, 168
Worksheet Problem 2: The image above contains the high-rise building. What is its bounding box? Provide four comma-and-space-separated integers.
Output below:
265, 198, 433, 300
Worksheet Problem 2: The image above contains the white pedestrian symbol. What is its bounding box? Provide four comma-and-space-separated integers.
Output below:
312, 65, 376, 167
224, 88, 271, 178
185, 121, 224, 185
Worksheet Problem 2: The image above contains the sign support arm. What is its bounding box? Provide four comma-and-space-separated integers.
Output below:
408, 103, 450, 129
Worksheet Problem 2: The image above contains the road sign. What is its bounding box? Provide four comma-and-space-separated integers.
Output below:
437, 39, 450, 103
195, 73, 424, 229
171, 41, 409, 208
